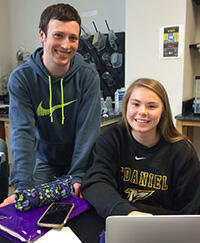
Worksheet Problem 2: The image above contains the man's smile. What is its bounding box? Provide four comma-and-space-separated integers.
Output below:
55, 49, 71, 58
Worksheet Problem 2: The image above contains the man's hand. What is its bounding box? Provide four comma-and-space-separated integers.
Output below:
0, 194, 15, 208
73, 182, 81, 197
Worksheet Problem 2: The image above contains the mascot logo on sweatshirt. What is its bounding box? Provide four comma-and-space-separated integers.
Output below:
124, 188, 154, 203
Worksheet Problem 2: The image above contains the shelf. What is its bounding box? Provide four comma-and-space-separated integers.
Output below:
189, 43, 200, 48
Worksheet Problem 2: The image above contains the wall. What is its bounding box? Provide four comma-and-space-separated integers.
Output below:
0, 0, 12, 77
7, 0, 125, 70
125, 0, 186, 118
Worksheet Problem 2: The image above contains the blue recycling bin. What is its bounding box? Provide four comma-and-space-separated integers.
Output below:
0, 138, 9, 203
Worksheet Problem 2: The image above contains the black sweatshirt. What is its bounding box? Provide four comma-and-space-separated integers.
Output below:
81, 124, 200, 218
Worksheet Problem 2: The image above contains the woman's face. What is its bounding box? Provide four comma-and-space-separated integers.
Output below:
126, 86, 163, 139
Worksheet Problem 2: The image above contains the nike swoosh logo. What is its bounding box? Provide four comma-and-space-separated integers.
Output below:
135, 156, 146, 160
37, 99, 77, 116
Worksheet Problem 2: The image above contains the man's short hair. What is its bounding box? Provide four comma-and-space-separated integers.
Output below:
39, 3, 81, 35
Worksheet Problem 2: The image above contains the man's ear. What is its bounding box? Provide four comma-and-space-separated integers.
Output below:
39, 28, 45, 43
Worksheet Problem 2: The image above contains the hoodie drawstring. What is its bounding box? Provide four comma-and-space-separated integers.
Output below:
48, 76, 65, 125
48, 76, 53, 123
60, 78, 65, 125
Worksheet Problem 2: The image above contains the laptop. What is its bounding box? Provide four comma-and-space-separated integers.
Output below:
106, 215, 200, 243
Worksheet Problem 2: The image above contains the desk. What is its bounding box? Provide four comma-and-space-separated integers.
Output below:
67, 208, 105, 243
175, 112, 200, 142
100, 114, 121, 130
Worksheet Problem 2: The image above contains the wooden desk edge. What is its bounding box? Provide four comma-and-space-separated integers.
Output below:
175, 119, 200, 143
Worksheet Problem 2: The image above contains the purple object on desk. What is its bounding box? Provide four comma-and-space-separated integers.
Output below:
0, 196, 91, 242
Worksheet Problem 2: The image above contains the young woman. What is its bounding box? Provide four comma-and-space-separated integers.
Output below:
81, 78, 200, 218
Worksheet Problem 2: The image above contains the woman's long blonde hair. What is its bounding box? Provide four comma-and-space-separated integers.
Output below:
121, 78, 187, 143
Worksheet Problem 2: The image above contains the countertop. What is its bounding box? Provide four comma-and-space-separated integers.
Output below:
0, 112, 122, 121
175, 112, 200, 121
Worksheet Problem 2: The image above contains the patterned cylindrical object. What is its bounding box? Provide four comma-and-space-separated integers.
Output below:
15, 175, 73, 211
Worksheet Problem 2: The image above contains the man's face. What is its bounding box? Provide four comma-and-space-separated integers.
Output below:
39, 19, 80, 74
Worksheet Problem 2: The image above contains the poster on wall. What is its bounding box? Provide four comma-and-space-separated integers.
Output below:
159, 25, 184, 59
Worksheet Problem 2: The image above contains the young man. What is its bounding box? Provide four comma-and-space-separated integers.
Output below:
1, 3, 100, 206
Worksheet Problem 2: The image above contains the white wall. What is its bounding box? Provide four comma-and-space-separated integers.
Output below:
125, 0, 187, 120
0, 0, 12, 76
7, 0, 125, 70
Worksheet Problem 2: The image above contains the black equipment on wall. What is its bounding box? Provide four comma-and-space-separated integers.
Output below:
78, 23, 125, 99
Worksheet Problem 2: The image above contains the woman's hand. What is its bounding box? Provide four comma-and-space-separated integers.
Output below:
128, 210, 152, 216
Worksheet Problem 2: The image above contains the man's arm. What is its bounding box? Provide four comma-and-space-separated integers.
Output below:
68, 69, 101, 185
8, 69, 36, 190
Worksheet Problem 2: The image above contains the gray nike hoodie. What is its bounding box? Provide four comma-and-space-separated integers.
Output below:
8, 47, 101, 190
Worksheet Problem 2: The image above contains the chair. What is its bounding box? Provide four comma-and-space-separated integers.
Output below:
0, 138, 9, 203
